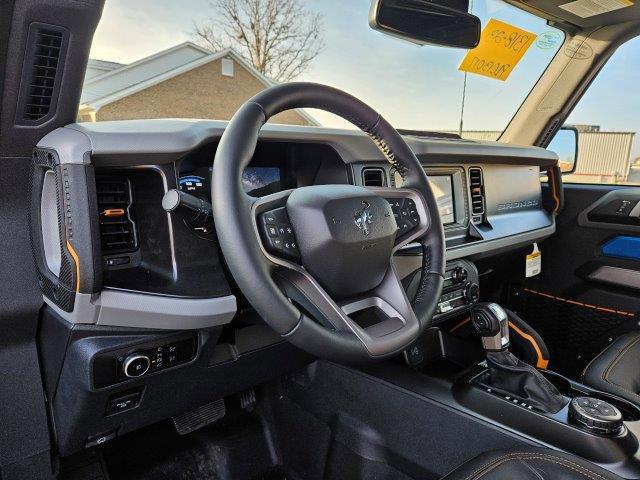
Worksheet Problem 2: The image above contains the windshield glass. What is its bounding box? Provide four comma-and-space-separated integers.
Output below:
82, 0, 564, 137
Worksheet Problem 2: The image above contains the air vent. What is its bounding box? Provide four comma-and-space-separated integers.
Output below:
21, 26, 66, 122
96, 176, 138, 255
469, 167, 485, 216
362, 168, 386, 187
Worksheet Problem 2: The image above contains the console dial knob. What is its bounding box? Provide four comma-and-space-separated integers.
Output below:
464, 283, 480, 303
452, 267, 468, 284
569, 397, 623, 436
123, 354, 151, 378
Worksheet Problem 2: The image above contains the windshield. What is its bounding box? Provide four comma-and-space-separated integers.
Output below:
82, 0, 564, 137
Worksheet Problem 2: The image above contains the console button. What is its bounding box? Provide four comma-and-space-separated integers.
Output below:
464, 283, 480, 303
452, 267, 468, 284
106, 391, 141, 415
105, 256, 130, 267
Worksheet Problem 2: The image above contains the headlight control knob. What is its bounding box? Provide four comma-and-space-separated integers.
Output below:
123, 354, 151, 378
569, 397, 623, 436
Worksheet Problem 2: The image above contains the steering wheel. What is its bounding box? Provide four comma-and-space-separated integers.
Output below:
212, 83, 445, 364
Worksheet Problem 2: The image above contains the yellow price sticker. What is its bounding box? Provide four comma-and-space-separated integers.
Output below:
459, 18, 537, 81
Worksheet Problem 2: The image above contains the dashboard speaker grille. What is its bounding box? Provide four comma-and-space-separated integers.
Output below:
96, 176, 138, 255
469, 167, 485, 215
362, 167, 386, 187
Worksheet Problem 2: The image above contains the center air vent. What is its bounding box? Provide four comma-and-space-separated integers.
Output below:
96, 176, 138, 255
362, 168, 386, 187
19, 25, 67, 123
469, 167, 485, 216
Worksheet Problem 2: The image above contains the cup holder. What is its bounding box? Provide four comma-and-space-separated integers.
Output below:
541, 369, 640, 421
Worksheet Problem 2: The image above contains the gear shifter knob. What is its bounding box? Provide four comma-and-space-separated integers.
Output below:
471, 303, 510, 351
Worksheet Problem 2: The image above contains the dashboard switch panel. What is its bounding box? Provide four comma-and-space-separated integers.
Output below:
435, 260, 479, 318
93, 333, 197, 388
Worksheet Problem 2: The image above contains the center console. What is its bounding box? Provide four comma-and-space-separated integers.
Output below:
456, 366, 640, 478
366, 303, 640, 479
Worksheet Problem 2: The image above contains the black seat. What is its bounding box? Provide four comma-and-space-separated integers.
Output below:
582, 332, 640, 406
442, 447, 622, 479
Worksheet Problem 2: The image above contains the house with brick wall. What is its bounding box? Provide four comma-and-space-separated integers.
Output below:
79, 42, 317, 126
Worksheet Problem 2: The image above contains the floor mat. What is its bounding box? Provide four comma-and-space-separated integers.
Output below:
508, 287, 638, 378
104, 410, 283, 480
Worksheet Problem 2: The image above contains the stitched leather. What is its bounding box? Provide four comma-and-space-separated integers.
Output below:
442, 448, 622, 480
582, 332, 640, 406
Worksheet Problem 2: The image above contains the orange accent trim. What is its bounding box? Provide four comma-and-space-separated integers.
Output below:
449, 317, 471, 333
103, 208, 125, 217
547, 167, 561, 214
508, 321, 549, 370
66, 240, 80, 292
523, 288, 635, 317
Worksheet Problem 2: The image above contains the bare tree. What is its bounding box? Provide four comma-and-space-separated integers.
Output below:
194, 0, 324, 82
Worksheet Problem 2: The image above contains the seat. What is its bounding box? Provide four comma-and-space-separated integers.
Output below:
582, 332, 640, 406
442, 447, 622, 479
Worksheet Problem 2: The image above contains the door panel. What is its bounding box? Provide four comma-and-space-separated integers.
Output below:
506, 184, 640, 378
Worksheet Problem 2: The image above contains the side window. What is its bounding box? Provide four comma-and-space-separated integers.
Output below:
560, 35, 640, 185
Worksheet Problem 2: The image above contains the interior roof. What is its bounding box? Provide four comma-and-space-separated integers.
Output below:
514, 0, 640, 29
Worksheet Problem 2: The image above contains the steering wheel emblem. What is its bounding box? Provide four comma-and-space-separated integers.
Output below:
354, 201, 373, 236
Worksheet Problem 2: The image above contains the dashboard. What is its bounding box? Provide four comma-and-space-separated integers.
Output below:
34, 119, 558, 324
31, 119, 558, 454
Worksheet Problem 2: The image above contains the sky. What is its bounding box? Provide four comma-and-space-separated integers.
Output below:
89, 0, 640, 158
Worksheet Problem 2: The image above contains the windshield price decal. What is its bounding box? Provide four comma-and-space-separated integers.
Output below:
459, 18, 537, 81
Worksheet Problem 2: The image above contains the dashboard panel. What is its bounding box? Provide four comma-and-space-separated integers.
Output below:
34, 119, 557, 330
32, 118, 559, 456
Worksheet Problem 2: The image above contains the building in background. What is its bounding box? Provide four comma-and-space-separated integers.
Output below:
79, 42, 316, 126
454, 127, 635, 185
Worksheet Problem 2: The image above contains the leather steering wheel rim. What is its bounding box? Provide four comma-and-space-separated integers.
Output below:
212, 82, 445, 364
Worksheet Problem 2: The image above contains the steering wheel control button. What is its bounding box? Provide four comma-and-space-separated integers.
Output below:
259, 207, 300, 261
386, 197, 419, 235
569, 396, 623, 436
123, 354, 150, 378
266, 225, 278, 237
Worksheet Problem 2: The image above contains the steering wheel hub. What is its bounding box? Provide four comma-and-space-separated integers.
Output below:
287, 185, 397, 297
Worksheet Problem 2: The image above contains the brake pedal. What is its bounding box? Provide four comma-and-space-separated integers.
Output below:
172, 398, 225, 435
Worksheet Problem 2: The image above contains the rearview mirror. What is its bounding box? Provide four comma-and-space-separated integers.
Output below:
369, 0, 481, 49
548, 126, 579, 174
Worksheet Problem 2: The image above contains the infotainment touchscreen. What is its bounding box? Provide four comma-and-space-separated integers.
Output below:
428, 175, 455, 225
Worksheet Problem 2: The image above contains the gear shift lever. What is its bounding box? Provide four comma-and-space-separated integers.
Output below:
471, 302, 510, 352
471, 303, 565, 413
